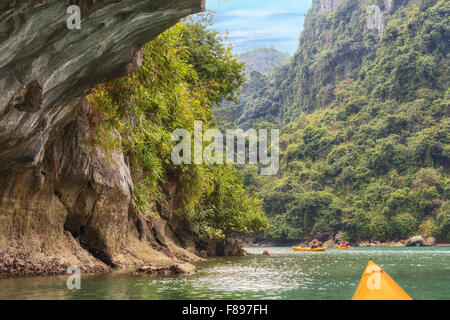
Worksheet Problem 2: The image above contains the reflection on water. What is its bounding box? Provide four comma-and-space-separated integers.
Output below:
0, 247, 449, 300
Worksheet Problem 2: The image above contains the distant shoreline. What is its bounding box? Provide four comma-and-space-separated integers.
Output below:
242, 241, 450, 248
244, 244, 450, 248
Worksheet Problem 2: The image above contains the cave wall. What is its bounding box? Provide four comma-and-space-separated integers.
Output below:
0, 0, 205, 276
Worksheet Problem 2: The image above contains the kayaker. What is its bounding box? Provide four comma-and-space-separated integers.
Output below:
310, 240, 319, 249
340, 242, 351, 248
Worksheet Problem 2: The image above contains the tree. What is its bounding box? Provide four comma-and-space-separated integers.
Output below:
89, 15, 266, 242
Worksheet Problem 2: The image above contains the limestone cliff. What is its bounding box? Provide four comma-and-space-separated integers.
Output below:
216, 0, 399, 128
0, 0, 205, 277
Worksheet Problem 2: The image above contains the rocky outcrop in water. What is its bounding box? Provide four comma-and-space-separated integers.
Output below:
0, 0, 205, 277
195, 238, 250, 257
136, 262, 196, 276
405, 236, 437, 247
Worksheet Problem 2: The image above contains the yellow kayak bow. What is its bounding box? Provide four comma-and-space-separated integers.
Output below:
292, 247, 327, 252
352, 260, 413, 300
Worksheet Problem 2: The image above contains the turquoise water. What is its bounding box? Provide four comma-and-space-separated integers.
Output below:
0, 247, 449, 300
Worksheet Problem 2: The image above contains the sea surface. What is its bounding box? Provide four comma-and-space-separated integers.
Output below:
0, 247, 449, 300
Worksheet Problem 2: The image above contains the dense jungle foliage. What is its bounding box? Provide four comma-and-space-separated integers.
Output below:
220, 0, 449, 242
88, 14, 267, 242
89, 0, 449, 245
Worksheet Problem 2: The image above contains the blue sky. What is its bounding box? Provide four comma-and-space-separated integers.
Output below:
205, 0, 312, 55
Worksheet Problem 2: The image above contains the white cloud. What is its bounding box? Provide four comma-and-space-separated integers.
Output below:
206, 0, 311, 54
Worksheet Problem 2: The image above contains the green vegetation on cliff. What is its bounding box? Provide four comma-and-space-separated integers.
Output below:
226, 0, 449, 242
89, 14, 267, 243
88, 0, 449, 245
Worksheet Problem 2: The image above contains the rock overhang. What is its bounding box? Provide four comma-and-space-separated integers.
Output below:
0, 0, 205, 172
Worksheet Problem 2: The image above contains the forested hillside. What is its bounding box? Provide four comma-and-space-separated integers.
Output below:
227, 0, 449, 243
214, 48, 291, 129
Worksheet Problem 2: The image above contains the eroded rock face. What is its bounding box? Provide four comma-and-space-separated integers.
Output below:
0, 0, 204, 174
0, 0, 205, 277
320, 0, 342, 14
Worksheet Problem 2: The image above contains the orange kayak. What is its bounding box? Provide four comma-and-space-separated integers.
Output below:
292, 247, 327, 252
334, 245, 353, 249
352, 260, 413, 300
